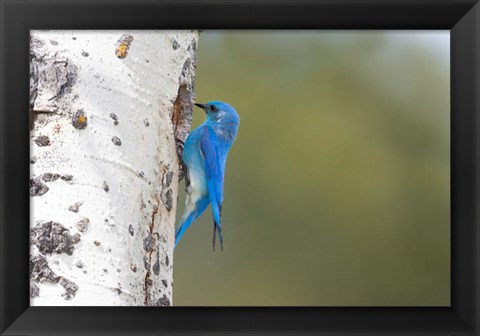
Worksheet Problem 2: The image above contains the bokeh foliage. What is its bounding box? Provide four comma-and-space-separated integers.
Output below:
173, 31, 450, 306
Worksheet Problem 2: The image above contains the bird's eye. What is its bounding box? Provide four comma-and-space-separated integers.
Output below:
210, 105, 216, 112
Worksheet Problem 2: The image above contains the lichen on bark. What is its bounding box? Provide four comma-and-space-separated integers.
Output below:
30, 221, 81, 256
30, 245, 79, 300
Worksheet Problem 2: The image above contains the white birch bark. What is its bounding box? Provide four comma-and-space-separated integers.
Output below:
29, 30, 198, 306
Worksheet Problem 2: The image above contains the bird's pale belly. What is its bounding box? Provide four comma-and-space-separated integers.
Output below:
183, 135, 208, 204
188, 165, 207, 196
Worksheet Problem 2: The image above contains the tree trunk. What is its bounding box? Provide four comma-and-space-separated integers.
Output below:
29, 30, 198, 306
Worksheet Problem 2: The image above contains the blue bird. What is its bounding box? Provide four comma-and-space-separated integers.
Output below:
175, 101, 240, 251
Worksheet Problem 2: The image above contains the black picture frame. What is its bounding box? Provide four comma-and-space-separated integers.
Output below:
1, 0, 479, 335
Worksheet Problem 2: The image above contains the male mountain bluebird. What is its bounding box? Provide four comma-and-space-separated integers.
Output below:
175, 101, 240, 251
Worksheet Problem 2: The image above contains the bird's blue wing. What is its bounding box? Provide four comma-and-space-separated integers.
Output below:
200, 126, 225, 250
200, 127, 224, 205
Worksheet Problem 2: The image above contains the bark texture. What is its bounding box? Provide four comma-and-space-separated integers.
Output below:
29, 30, 198, 306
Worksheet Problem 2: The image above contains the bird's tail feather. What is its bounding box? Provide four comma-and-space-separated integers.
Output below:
212, 205, 223, 251
212, 220, 223, 251
213, 223, 217, 251
175, 223, 191, 249
175, 198, 209, 249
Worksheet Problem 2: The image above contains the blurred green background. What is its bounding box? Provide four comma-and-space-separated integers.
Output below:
173, 31, 450, 306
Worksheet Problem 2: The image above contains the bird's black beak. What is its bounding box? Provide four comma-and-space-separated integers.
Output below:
194, 103, 205, 109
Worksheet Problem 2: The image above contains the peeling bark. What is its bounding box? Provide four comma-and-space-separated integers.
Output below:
172, 37, 197, 179
30, 31, 198, 306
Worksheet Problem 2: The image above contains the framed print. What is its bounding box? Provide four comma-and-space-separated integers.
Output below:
1, 0, 479, 335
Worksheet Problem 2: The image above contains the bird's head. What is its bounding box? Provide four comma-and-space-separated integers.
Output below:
194, 101, 239, 125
